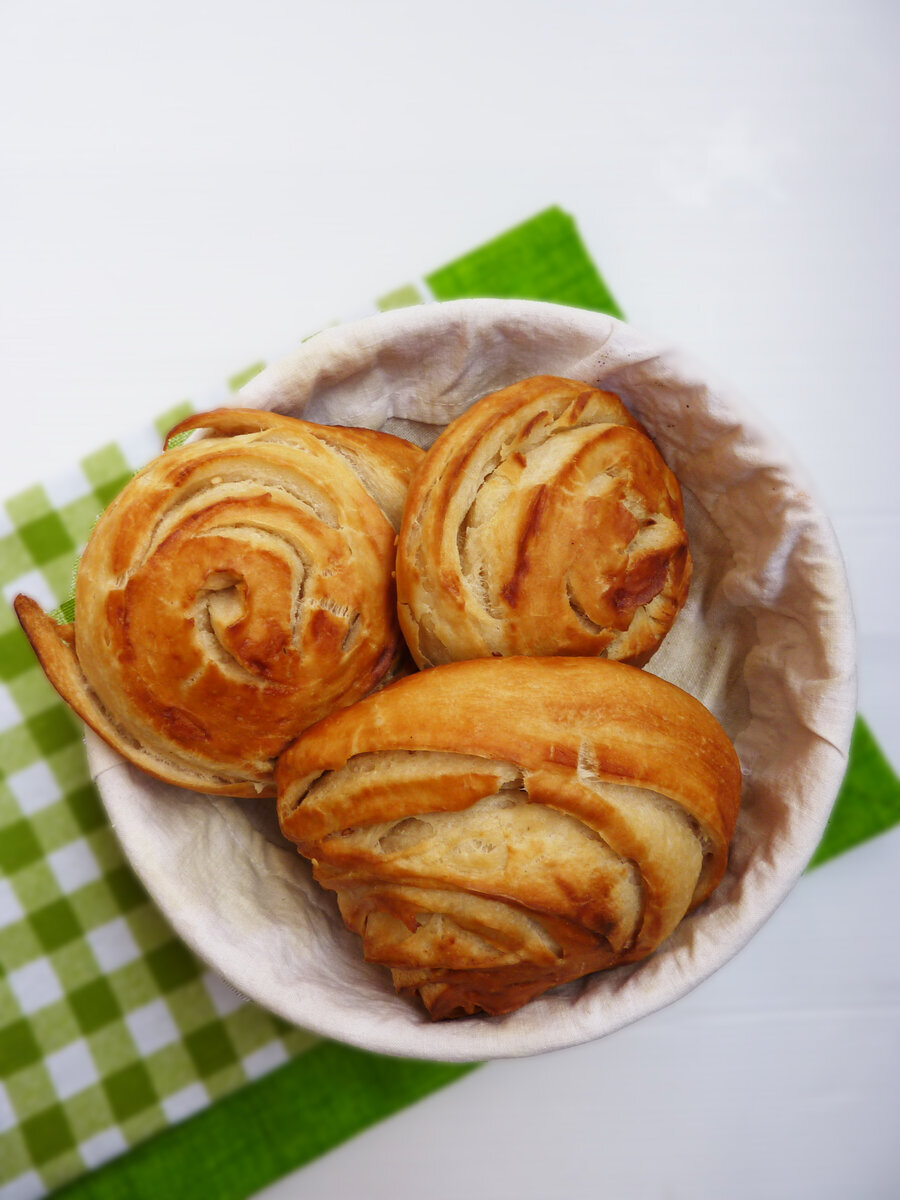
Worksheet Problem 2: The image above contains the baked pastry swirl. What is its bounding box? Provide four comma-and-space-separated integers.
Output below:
277, 656, 741, 1020
15, 409, 423, 798
397, 375, 691, 668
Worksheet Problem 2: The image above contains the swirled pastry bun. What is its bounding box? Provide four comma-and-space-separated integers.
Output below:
396, 376, 691, 668
276, 656, 741, 1020
15, 409, 423, 798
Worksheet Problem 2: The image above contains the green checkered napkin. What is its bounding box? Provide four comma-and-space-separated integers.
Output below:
1, 208, 898, 1200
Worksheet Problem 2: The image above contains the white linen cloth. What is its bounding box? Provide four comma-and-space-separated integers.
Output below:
89, 300, 856, 1060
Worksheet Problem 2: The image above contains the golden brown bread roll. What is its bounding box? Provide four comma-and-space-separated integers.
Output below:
396, 375, 691, 668
15, 409, 423, 798
276, 656, 742, 1020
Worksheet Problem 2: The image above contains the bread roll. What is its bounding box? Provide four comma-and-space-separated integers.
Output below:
276, 656, 741, 1019
397, 375, 691, 668
15, 409, 423, 798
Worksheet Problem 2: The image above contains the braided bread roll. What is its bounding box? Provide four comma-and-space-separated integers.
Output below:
397, 375, 692, 668
15, 409, 423, 798
276, 656, 741, 1020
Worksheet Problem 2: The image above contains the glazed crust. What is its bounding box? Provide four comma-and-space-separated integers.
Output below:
276, 657, 741, 1019
396, 376, 691, 668
15, 409, 423, 797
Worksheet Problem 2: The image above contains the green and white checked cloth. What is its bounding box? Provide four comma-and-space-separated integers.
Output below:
1, 208, 898, 1200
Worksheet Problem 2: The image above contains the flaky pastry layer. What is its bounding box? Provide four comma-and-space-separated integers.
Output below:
396, 375, 691, 668
276, 657, 741, 1019
15, 409, 423, 797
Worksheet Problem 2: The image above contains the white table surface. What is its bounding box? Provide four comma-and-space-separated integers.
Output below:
2, 3, 898, 1197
